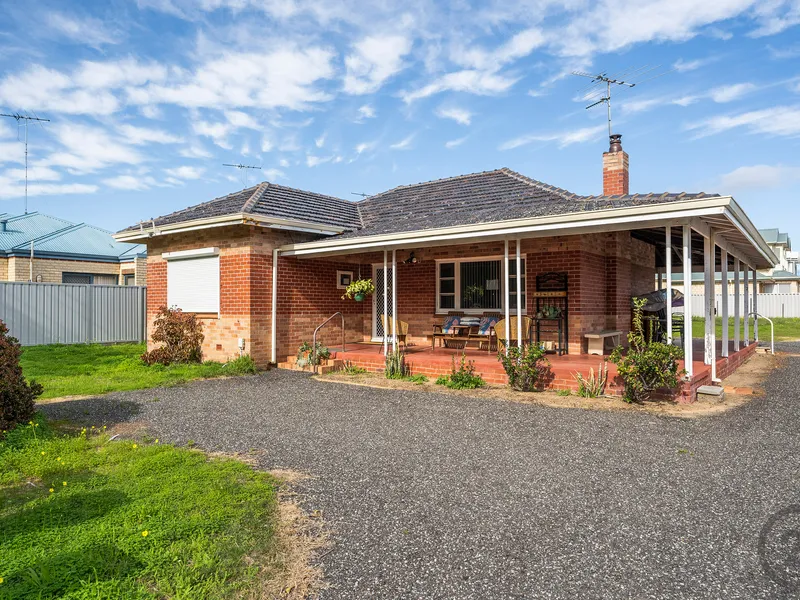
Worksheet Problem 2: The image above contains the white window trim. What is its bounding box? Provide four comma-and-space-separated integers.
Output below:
163, 246, 219, 260
435, 255, 527, 315
165, 248, 221, 315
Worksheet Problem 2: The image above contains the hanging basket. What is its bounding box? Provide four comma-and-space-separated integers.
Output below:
354, 293, 366, 302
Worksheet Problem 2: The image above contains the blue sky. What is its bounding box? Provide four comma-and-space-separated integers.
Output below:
0, 0, 799, 238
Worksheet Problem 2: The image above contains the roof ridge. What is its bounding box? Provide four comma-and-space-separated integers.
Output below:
267, 181, 353, 206
360, 168, 508, 202
498, 168, 581, 201
242, 182, 269, 213
148, 183, 262, 224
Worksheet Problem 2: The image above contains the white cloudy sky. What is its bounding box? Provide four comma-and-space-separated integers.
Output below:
0, 0, 799, 236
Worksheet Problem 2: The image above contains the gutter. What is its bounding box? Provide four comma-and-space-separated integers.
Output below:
112, 212, 348, 242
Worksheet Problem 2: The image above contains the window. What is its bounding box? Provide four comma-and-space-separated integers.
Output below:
62, 273, 118, 285
165, 247, 220, 314
437, 257, 526, 313
123, 274, 136, 286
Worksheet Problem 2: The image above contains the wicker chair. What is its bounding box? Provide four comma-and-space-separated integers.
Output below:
492, 316, 533, 351
381, 315, 409, 349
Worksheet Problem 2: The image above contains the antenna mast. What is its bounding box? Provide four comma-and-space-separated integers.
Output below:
222, 163, 261, 187
571, 73, 634, 138
1, 112, 50, 214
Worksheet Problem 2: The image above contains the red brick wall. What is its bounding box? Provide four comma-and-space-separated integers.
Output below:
602, 150, 629, 195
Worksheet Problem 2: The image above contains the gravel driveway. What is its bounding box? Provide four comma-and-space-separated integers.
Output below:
42, 350, 800, 599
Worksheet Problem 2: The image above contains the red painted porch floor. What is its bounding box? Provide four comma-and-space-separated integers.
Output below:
326, 339, 759, 399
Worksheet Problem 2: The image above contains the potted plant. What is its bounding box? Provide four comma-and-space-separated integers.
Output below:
341, 278, 376, 302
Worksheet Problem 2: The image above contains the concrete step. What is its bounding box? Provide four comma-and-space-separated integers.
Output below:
278, 357, 343, 372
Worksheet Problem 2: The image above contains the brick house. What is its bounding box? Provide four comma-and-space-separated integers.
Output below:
1, 212, 146, 285
115, 136, 776, 399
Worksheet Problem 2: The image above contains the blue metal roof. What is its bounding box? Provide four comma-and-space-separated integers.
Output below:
0, 212, 145, 262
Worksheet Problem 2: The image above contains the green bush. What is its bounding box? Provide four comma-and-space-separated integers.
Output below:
141, 306, 204, 366
296, 341, 331, 367
0, 319, 43, 436
385, 350, 410, 379
340, 361, 367, 375
574, 362, 608, 398
435, 354, 485, 389
497, 343, 549, 391
404, 374, 428, 384
224, 354, 258, 375
609, 298, 685, 403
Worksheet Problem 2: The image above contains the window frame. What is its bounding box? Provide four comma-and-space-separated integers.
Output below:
165, 247, 221, 316
435, 255, 527, 315
62, 272, 119, 286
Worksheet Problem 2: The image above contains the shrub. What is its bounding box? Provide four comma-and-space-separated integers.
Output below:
296, 341, 330, 368
405, 374, 428, 384
609, 298, 685, 403
141, 306, 204, 366
435, 354, 485, 389
0, 320, 43, 435
556, 389, 571, 397
385, 350, 410, 379
497, 343, 549, 391
340, 361, 367, 375
225, 354, 258, 375
574, 362, 608, 398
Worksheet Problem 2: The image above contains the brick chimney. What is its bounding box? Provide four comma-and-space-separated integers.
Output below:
602, 134, 629, 196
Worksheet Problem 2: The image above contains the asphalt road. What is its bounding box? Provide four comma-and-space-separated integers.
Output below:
42, 349, 800, 599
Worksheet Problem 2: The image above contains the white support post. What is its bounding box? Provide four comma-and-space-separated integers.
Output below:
734, 258, 740, 352
666, 226, 672, 345
504, 240, 510, 354
270, 248, 278, 364
682, 225, 693, 378
392, 249, 397, 353
703, 233, 716, 380
383, 249, 388, 356
753, 267, 759, 342
743, 267, 750, 346
516, 239, 523, 348
721, 248, 728, 358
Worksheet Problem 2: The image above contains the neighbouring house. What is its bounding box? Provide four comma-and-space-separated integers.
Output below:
665, 227, 800, 294
0, 212, 146, 285
115, 135, 777, 400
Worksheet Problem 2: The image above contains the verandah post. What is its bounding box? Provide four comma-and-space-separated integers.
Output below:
666, 225, 672, 344
682, 225, 693, 378
721, 248, 728, 358
744, 267, 749, 345
516, 239, 522, 347
753, 267, 759, 342
392, 249, 397, 353
383, 249, 388, 356
704, 232, 717, 381
734, 257, 740, 352
504, 239, 510, 354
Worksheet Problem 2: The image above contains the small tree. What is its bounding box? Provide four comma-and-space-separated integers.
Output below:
497, 343, 549, 391
0, 319, 43, 435
141, 306, 204, 366
609, 298, 685, 402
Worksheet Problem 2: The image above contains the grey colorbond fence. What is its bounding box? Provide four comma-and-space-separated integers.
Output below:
690, 293, 800, 319
0, 282, 147, 346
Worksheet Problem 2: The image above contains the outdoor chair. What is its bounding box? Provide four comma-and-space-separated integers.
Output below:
492, 316, 533, 352
431, 311, 467, 349
381, 315, 409, 349
467, 312, 502, 352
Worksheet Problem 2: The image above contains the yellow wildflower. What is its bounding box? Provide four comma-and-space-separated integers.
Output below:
57, 457, 62, 461
142, 530, 149, 537
49, 488, 54, 493
154, 439, 159, 444
28, 420, 33, 425
41, 451, 46, 455
0, 576, 4, 583
132, 444, 138, 449
62, 481, 67, 486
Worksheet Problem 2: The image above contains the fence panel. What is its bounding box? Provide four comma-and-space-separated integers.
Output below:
690, 293, 800, 319
0, 282, 146, 346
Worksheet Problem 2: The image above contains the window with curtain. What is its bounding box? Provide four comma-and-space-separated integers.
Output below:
437, 258, 525, 312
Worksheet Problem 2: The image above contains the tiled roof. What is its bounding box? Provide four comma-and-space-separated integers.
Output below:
0, 212, 145, 261
119, 168, 718, 240
121, 182, 361, 232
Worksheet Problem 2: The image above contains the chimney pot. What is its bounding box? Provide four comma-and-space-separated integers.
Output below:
609, 133, 623, 153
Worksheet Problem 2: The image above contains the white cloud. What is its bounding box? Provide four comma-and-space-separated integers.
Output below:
192, 120, 233, 149
3, 166, 62, 182
673, 57, 714, 72
436, 106, 473, 125
179, 144, 213, 158
0, 66, 119, 115
44, 12, 120, 47
118, 124, 183, 145
165, 166, 206, 179
262, 168, 285, 180
103, 175, 156, 191
403, 69, 519, 102
445, 136, 467, 149
451, 28, 544, 71
710, 83, 757, 103
343, 34, 412, 94
278, 158, 290, 167
390, 134, 415, 150
686, 105, 800, 138
719, 164, 800, 190
306, 154, 333, 167
0, 180, 98, 198
499, 124, 606, 150
225, 110, 261, 129
354, 141, 376, 154
356, 104, 376, 122
315, 134, 326, 148
261, 136, 274, 152
75, 58, 168, 89
45, 123, 145, 172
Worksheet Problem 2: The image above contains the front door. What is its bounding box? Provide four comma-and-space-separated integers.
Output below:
372, 264, 395, 341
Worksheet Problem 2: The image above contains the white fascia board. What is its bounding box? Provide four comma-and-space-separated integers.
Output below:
163, 247, 219, 260
279, 197, 732, 257
113, 213, 345, 242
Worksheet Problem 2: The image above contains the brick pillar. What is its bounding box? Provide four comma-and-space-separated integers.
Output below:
602, 134, 629, 196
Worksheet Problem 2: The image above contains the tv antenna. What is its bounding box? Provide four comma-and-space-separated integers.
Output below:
222, 163, 261, 187
572, 66, 672, 138
1, 111, 50, 214
351, 192, 370, 198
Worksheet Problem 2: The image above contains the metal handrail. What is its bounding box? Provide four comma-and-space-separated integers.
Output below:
312, 312, 345, 374
747, 311, 773, 354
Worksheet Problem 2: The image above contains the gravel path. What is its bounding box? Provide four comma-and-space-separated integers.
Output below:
41, 355, 800, 599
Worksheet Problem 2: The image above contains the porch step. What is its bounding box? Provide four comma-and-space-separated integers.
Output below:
278, 355, 344, 373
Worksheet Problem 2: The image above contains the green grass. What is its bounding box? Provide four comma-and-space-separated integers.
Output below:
690, 317, 800, 342
20, 344, 256, 400
0, 415, 280, 599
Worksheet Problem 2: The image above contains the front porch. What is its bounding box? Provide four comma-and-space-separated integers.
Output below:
308, 339, 758, 401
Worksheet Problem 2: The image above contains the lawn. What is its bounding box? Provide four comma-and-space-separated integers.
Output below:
690, 317, 800, 342
0, 416, 282, 599
21, 344, 254, 400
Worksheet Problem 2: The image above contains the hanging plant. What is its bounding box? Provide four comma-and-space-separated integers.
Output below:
341, 278, 376, 301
